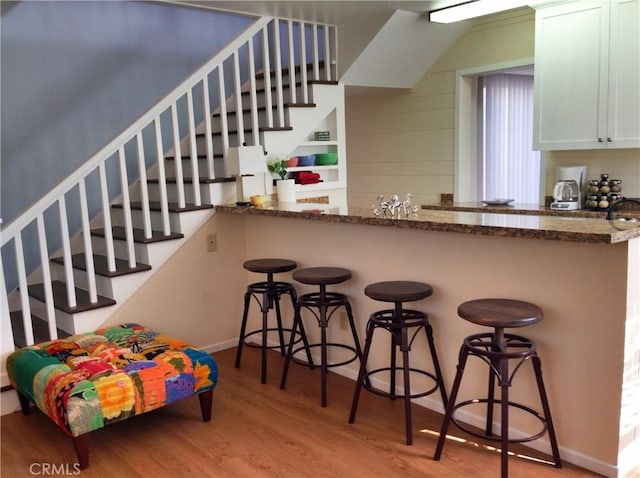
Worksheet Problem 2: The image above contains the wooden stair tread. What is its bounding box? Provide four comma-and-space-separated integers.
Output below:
238, 79, 336, 98
51, 254, 151, 278
255, 60, 326, 79
27, 281, 116, 314
308, 79, 339, 86
212, 103, 316, 118
260, 126, 294, 132
285, 102, 317, 108
163, 153, 223, 160
112, 201, 214, 213
91, 226, 184, 244
196, 126, 292, 138
147, 177, 235, 184
9, 312, 70, 348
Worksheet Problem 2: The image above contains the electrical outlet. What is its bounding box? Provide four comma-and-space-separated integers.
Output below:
206, 233, 217, 253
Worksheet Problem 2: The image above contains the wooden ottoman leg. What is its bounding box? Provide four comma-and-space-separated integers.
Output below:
198, 390, 213, 422
73, 434, 89, 470
17, 391, 31, 415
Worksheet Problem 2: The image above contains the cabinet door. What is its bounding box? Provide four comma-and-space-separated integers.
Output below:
607, 0, 640, 148
533, 0, 610, 150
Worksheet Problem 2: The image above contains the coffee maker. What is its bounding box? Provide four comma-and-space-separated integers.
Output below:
550, 165, 588, 210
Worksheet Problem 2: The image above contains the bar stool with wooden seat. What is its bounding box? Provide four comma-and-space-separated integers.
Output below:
235, 258, 312, 384
434, 298, 562, 478
349, 281, 448, 445
280, 266, 365, 407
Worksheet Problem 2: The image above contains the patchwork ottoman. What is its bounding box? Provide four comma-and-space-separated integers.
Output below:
6, 323, 218, 469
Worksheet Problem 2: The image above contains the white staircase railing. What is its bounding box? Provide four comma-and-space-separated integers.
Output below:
0, 15, 338, 354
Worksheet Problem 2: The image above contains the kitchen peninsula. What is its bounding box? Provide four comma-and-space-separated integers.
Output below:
215, 202, 639, 478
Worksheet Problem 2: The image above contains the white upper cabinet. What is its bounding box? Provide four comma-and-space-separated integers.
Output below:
533, 0, 640, 150
607, 0, 640, 148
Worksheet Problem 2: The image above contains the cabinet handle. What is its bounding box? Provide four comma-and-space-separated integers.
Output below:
607, 137, 612, 142
598, 137, 604, 142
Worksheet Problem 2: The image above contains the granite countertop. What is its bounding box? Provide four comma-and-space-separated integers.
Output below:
421, 201, 640, 218
215, 202, 640, 244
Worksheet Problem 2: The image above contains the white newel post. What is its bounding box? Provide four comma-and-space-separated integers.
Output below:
1, 231, 19, 415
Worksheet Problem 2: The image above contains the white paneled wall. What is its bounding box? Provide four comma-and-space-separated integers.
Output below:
345, 6, 640, 208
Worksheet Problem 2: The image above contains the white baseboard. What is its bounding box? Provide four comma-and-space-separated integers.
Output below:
202, 339, 238, 354
1, 388, 21, 416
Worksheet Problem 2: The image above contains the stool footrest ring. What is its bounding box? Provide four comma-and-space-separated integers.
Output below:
243, 327, 304, 350
290, 343, 359, 369
363, 367, 441, 400
450, 398, 549, 444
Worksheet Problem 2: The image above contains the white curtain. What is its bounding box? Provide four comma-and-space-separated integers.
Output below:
481, 74, 540, 203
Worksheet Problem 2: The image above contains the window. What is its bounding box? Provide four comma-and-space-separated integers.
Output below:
479, 72, 540, 203
454, 60, 542, 205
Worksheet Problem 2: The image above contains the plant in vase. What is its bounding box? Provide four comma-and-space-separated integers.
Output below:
267, 158, 288, 181
268, 157, 296, 203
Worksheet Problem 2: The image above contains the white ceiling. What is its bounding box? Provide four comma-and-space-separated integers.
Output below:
172, 1, 462, 26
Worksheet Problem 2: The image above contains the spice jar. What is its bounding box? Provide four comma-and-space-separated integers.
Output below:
610, 179, 622, 192
609, 193, 622, 204
598, 197, 610, 209
588, 180, 600, 194
587, 195, 599, 209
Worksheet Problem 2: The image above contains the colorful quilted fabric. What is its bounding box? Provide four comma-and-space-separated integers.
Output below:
6, 323, 218, 437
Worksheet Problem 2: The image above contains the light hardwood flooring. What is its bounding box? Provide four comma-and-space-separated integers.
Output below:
1, 347, 609, 477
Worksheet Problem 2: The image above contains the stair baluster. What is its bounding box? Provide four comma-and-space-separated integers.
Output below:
135, 132, 154, 240
57, 196, 77, 308
117, 148, 137, 270
78, 177, 98, 304
186, 90, 202, 206
202, 76, 216, 179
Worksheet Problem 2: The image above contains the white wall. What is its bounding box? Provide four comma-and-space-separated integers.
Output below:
102, 213, 248, 350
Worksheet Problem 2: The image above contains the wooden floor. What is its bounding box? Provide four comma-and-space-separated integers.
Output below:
1, 347, 606, 477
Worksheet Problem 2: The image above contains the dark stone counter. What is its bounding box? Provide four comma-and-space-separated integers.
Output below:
215, 202, 640, 244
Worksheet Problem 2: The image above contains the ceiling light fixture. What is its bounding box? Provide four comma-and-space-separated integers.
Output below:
428, 0, 536, 23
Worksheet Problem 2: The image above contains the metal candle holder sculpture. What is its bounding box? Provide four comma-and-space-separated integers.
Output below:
372, 194, 419, 219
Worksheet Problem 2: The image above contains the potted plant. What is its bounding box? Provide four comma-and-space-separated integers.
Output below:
268, 157, 296, 203
267, 158, 288, 180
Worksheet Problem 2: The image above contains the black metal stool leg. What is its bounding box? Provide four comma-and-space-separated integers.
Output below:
274, 295, 286, 356
280, 306, 301, 389
286, 291, 314, 367
349, 320, 375, 423
235, 289, 252, 368
532, 355, 562, 468
345, 302, 369, 388
320, 305, 328, 407
344, 302, 363, 360
499, 355, 509, 478
401, 325, 413, 445
434, 345, 470, 461
389, 328, 398, 399
260, 289, 270, 384
486, 344, 499, 436
424, 322, 448, 408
